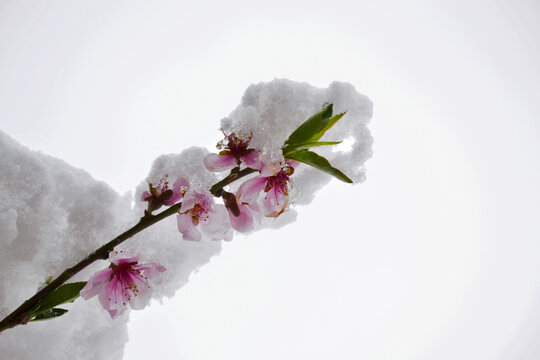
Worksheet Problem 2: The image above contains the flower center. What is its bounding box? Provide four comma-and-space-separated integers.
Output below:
108, 261, 148, 303
190, 203, 209, 225
110, 261, 139, 277
265, 169, 291, 195
217, 132, 254, 162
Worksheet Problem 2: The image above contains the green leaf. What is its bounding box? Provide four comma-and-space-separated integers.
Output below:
285, 104, 334, 146
31, 308, 68, 322
313, 112, 346, 142
283, 105, 348, 160
29, 282, 86, 318
286, 150, 353, 183
282, 141, 342, 156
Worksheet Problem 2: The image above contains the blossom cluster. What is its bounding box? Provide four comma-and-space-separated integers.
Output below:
179, 133, 299, 240
81, 103, 353, 318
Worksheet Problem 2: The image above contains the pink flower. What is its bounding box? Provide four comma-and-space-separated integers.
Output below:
177, 186, 233, 241
237, 162, 297, 218
141, 176, 189, 213
221, 190, 261, 233
204, 133, 261, 172
80, 250, 166, 319
227, 202, 261, 232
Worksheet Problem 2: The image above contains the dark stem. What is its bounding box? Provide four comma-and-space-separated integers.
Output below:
0, 203, 182, 333
209, 167, 257, 197
0, 165, 258, 334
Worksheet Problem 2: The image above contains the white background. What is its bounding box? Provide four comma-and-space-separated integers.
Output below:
1, 1, 540, 359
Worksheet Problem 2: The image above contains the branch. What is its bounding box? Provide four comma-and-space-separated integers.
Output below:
0, 166, 257, 333
0, 203, 181, 333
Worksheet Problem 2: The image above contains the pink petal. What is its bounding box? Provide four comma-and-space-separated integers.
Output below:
286, 160, 300, 168
227, 203, 254, 232
241, 151, 262, 170
177, 213, 202, 241
129, 284, 152, 310
180, 191, 197, 211
107, 308, 119, 318
262, 187, 289, 217
136, 262, 167, 279
124, 272, 152, 310
164, 177, 189, 205
182, 190, 213, 213
82, 252, 167, 319
200, 204, 233, 241
173, 177, 190, 192
204, 153, 237, 172
237, 176, 267, 204
140, 191, 152, 201
248, 202, 263, 222
80, 268, 113, 299
259, 162, 281, 177
99, 278, 125, 319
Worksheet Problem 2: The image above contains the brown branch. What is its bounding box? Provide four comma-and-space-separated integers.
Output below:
0, 203, 181, 333
0, 165, 258, 333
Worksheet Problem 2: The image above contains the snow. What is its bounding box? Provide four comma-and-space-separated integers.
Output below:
0, 79, 372, 359
221, 79, 372, 223
222, 80, 373, 189
0, 130, 132, 359
0, 132, 221, 359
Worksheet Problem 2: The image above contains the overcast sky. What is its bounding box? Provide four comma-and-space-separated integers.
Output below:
1, 1, 540, 359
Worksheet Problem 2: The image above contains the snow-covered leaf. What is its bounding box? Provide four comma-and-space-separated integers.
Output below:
31, 308, 68, 321
284, 104, 334, 146
29, 282, 86, 318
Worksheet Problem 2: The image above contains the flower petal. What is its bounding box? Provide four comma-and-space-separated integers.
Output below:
180, 191, 197, 212
140, 191, 152, 201
259, 162, 282, 177
241, 151, 262, 170
82, 252, 166, 319
124, 272, 152, 310
248, 202, 262, 223
99, 278, 126, 319
200, 204, 233, 241
136, 262, 167, 279
129, 284, 152, 310
164, 177, 190, 205
286, 160, 300, 168
227, 203, 255, 232
237, 176, 267, 204
262, 187, 289, 217
177, 213, 202, 241
80, 268, 113, 299
204, 153, 237, 172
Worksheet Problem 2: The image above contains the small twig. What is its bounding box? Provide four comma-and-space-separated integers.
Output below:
209, 167, 257, 197
0, 203, 182, 333
0, 166, 258, 334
